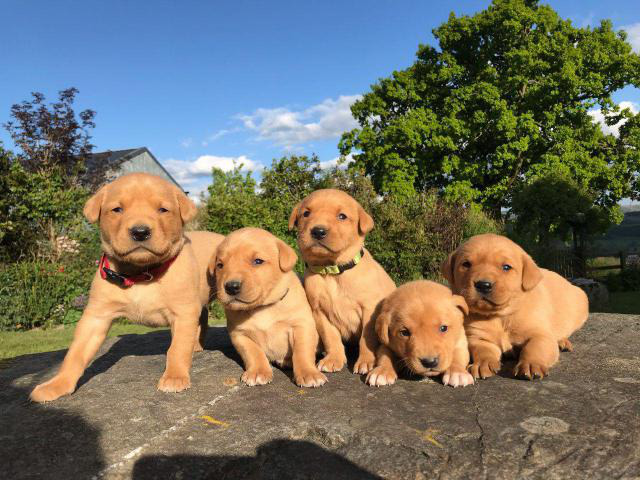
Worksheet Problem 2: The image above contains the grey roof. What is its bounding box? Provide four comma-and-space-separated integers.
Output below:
85, 147, 183, 191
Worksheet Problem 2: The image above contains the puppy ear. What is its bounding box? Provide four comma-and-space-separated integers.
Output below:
83, 184, 108, 223
374, 302, 391, 344
206, 256, 218, 292
440, 251, 457, 285
452, 294, 469, 316
175, 187, 197, 223
521, 252, 543, 291
288, 201, 302, 231
357, 205, 374, 235
277, 239, 298, 272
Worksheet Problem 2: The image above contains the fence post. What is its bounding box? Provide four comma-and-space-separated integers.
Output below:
619, 251, 625, 272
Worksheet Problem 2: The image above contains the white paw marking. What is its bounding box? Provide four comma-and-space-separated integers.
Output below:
443, 370, 475, 388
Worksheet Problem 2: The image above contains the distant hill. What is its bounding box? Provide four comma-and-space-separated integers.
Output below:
592, 209, 640, 255
621, 204, 640, 214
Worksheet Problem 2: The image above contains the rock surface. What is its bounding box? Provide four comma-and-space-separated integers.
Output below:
1, 313, 639, 480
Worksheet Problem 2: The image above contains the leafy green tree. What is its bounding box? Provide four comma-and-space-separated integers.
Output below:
205, 164, 264, 235
339, 0, 640, 216
3, 87, 105, 188
203, 155, 501, 281
0, 152, 89, 260
511, 172, 620, 256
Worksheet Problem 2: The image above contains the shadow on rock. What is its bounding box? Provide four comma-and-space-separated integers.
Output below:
132, 439, 381, 480
0, 384, 105, 480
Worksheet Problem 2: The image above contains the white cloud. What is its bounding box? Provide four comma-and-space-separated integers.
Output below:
238, 95, 361, 148
620, 22, 640, 52
588, 101, 639, 136
180, 138, 193, 148
201, 128, 241, 146
319, 153, 354, 170
163, 154, 261, 199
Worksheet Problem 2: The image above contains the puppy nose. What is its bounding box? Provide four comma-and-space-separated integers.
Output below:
420, 357, 439, 369
474, 280, 493, 294
310, 226, 328, 240
130, 225, 151, 242
224, 280, 242, 296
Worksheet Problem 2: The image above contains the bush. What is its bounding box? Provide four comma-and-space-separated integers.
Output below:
203, 156, 502, 284
604, 268, 640, 292
0, 155, 89, 261
0, 261, 84, 330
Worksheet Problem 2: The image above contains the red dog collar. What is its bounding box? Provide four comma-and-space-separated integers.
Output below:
99, 254, 177, 288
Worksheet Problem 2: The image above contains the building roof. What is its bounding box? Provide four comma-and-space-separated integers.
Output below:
85, 147, 183, 191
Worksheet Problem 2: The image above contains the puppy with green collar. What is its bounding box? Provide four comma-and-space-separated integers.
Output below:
289, 189, 396, 375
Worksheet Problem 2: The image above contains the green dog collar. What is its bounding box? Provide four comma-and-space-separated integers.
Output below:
308, 249, 365, 275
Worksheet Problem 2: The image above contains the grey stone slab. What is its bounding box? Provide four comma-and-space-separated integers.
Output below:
1, 313, 639, 479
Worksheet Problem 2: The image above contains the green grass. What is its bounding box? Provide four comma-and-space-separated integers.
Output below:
0, 322, 163, 361
592, 291, 640, 315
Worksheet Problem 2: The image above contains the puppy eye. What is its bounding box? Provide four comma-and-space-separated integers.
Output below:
439, 325, 448, 333
216, 262, 223, 269
112, 207, 123, 213
399, 328, 411, 337
338, 213, 348, 220
253, 258, 264, 265
158, 207, 169, 213
502, 264, 512, 272
303, 210, 311, 217
462, 261, 471, 268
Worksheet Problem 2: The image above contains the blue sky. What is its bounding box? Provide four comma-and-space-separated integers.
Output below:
1, 0, 639, 199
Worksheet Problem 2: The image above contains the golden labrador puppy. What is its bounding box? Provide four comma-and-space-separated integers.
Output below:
30, 173, 224, 402
212, 228, 327, 387
367, 281, 474, 388
442, 233, 588, 380
289, 189, 396, 375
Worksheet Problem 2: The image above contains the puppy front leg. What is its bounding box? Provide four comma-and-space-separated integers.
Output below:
31, 306, 114, 402
158, 308, 199, 392
315, 310, 347, 373
291, 324, 327, 388
514, 335, 559, 380
353, 307, 378, 375
366, 344, 398, 386
442, 340, 474, 388
468, 338, 502, 379
231, 333, 273, 386
193, 307, 208, 353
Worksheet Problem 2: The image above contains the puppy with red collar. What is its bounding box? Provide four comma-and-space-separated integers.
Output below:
31, 173, 223, 402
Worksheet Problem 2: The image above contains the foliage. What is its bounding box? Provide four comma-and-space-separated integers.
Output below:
3, 87, 102, 187
510, 172, 621, 246
604, 267, 640, 293
205, 155, 328, 253
0, 221, 101, 331
339, 0, 640, 216
203, 155, 500, 282
0, 151, 89, 261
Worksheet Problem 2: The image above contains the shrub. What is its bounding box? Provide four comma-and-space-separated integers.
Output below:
0, 157, 89, 261
203, 156, 502, 284
604, 268, 640, 292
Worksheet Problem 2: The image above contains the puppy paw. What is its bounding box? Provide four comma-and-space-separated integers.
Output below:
558, 338, 573, 352
157, 374, 191, 392
294, 368, 328, 388
241, 368, 273, 386
468, 359, 501, 379
353, 354, 376, 375
193, 343, 204, 353
317, 353, 346, 373
366, 366, 397, 387
30, 377, 75, 403
442, 369, 475, 388
514, 361, 549, 380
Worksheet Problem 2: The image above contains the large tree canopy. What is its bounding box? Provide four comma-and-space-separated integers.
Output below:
339, 0, 640, 214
